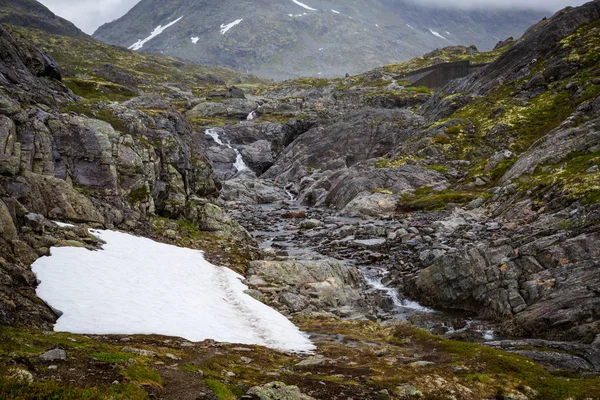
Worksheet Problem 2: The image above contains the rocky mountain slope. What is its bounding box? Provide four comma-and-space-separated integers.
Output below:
93, 0, 546, 79
210, 0, 600, 344
1, 0, 600, 399
0, 0, 83, 37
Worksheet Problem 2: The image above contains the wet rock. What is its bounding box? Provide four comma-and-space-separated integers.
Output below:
299, 219, 323, 229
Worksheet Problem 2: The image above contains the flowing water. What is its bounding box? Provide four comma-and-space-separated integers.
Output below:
205, 128, 249, 172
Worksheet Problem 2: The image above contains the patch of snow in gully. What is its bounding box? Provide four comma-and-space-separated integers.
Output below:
191, 36, 199, 44
429, 29, 447, 40
128, 17, 183, 51
53, 221, 75, 228
32, 229, 314, 352
220, 19, 243, 35
331, 9, 340, 14
292, 0, 317, 11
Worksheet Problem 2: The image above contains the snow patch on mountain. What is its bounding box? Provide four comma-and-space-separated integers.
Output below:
128, 16, 183, 51
429, 29, 447, 40
331, 9, 340, 14
292, 0, 317, 11
32, 229, 314, 352
220, 19, 243, 35
191, 36, 199, 44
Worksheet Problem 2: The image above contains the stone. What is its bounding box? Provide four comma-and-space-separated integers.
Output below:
279, 292, 309, 313
247, 381, 315, 400
24, 213, 46, 232
409, 361, 435, 367
40, 349, 67, 361
299, 219, 323, 229
296, 357, 326, 367
396, 384, 422, 398
121, 347, 157, 358
7, 368, 33, 383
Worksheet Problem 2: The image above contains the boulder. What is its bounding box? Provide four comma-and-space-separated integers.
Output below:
246, 381, 315, 400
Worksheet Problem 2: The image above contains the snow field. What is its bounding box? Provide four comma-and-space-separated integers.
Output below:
128, 16, 183, 51
32, 229, 314, 352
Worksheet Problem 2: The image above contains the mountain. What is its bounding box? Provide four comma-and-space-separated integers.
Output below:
1, 0, 600, 398
0, 0, 83, 36
93, 0, 547, 79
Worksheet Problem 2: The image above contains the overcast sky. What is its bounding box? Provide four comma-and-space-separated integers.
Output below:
38, 0, 590, 35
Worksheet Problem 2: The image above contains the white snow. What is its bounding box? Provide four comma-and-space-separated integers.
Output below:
220, 19, 243, 35
406, 24, 415, 30
429, 29, 447, 40
191, 36, 199, 44
445, 31, 451, 35
375, 24, 380, 28
292, 0, 317, 11
32, 229, 314, 352
331, 9, 340, 14
318, 47, 324, 51
53, 221, 74, 228
128, 17, 183, 51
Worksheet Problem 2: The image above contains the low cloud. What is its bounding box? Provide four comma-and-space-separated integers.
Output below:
405, 0, 588, 11
38, 0, 590, 34
38, 0, 140, 34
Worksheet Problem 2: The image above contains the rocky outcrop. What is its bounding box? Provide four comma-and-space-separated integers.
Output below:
0, 0, 83, 37
246, 256, 366, 317
0, 24, 249, 328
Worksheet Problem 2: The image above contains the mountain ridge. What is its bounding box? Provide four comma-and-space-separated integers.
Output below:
93, 0, 548, 79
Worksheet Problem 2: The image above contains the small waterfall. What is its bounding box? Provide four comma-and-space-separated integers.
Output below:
247, 110, 258, 121
205, 128, 249, 172
361, 267, 431, 313
285, 189, 296, 202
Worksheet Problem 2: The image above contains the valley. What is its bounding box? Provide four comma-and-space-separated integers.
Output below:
0, 0, 599, 399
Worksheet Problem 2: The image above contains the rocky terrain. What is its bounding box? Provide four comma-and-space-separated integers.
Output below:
92, 0, 545, 79
0, 0, 599, 399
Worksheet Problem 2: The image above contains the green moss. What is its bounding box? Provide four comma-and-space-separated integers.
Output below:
60, 102, 129, 133
205, 379, 237, 400
406, 86, 432, 94
64, 78, 137, 102
370, 188, 394, 194
0, 378, 147, 400
128, 185, 149, 204
90, 351, 130, 364
397, 189, 480, 211
122, 363, 162, 388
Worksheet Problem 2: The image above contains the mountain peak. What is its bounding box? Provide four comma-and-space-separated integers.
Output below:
93, 0, 548, 79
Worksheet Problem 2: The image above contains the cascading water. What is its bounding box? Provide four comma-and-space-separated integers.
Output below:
205, 128, 249, 172
361, 267, 431, 314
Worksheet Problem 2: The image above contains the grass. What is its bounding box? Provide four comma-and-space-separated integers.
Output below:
90, 351, 130, 364
0, 378, 147, 400
60, 101, 129, 133
205, 379, 237, 400
121, 363, 162, 388
397, 187, 481, 211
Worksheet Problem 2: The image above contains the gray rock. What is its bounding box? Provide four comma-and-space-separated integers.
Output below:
40, 349, 67, 361
247, 381, 315, 400
121, 346, 157, 358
